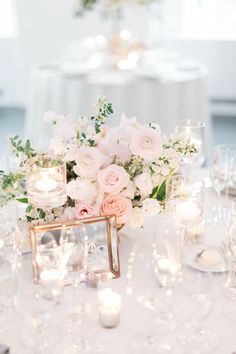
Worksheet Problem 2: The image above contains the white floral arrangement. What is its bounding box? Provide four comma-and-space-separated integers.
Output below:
0, 97, 196, 229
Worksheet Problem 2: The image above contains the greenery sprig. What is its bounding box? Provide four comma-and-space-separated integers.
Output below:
9, 135, 36, 159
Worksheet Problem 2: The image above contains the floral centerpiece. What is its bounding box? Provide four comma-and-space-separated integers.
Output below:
0, 97, 196, 230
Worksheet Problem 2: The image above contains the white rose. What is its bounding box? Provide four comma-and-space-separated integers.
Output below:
73, 147, 108, 181
134, 172, 153, 196
127, 207, 145, 229
66, 179, 97, 203
142, 198, 160, 216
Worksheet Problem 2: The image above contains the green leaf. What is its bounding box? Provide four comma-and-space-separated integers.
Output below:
38, 209, 46, 219
25, 140, 31, 157
88, 139, 95, 146
26, 205, 33, 213
95, 126, 101, 134
150, 181, 166, 202
16, 197, 29, 204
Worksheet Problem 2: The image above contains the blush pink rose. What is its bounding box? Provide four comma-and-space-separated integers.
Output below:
102, 126, 132, 163
130, 127, 163, 161
98, 165, 130, 194
100, 194, 132, 225
75, 202, 94, 220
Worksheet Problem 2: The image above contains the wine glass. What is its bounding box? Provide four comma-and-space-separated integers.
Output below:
224, 198, 236, 270
14, 244, 67, 352
0, 201, 22, 332
127, 236, 163, 353
228, 145, 236, 197
14, 284, 63, 351
152, 215, 184, 334
178, 270, 219, 353
174, 120, 205, 175
210, 145, 229, 222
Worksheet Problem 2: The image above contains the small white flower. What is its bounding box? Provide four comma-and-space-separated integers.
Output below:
128, 207, 145, 229
142, 198, 160, 216
151, 174, 162, 186
49, 137, 66, 155
122, 181, 136, 199
44, 111, 58, 124
45, 214, 55, 222
61, 207, 76, 221
134, 172, 153, 196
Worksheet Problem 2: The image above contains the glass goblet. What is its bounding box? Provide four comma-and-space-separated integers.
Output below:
174, 119, 205, 174
152, 216, 184, 334
166, 174, 204, 236
14, 284, 63, 351
127, 242, 162, 353
178, 270, 219, 353
210, 145, 229, 222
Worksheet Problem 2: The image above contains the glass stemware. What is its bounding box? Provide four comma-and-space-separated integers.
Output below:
166, 174, 205, 243
14, 284, 63, 352
174, 119, 205, 175
210, 145, 229, 221
127, 235, 163, 353
152, 216, 184, 335
228, 146, 236, 197
14, 244, 67, 352
178, 270, 219, 353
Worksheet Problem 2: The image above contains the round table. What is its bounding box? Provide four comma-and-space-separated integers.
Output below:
0, 170, 235, 354
24, 54, 211, 159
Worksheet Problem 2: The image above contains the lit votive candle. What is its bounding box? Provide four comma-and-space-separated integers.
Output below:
158, 258, 171, 273
40, 269, 61, 282
175, 200, 201, 224
97, 288, 122, 328
27, 155, 67, 208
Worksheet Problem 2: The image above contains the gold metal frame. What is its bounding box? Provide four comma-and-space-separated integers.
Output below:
29, 214, 120, 283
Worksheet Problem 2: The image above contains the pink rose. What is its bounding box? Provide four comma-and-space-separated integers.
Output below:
103, 126, 132, 163
130, 127, 163, 161
75, 202, 94, 219
73, 147, 108, 181
98, 164, 130, 194
100, 194, 132, 225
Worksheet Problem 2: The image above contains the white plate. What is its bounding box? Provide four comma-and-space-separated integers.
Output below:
185, 244, 228, 273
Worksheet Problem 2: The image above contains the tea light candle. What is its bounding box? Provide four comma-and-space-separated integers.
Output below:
97, 288, 122, 328
40, 269, 61, 282
35, 174, 57, 193
175, 200, 201, 224
158, 258, 171, 273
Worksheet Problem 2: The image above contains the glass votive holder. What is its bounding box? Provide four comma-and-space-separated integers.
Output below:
26, 154, 67, 208
185, 218, 205, 243
174, 119, 206, 168
166, 174, 204, 228
97, 288, 122, 328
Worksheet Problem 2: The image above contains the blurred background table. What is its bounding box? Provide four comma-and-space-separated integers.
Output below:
24, 48, 210, 153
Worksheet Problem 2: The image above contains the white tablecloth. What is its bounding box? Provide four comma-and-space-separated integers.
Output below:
24, 56, 211, 159
1, 170, 235, 354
